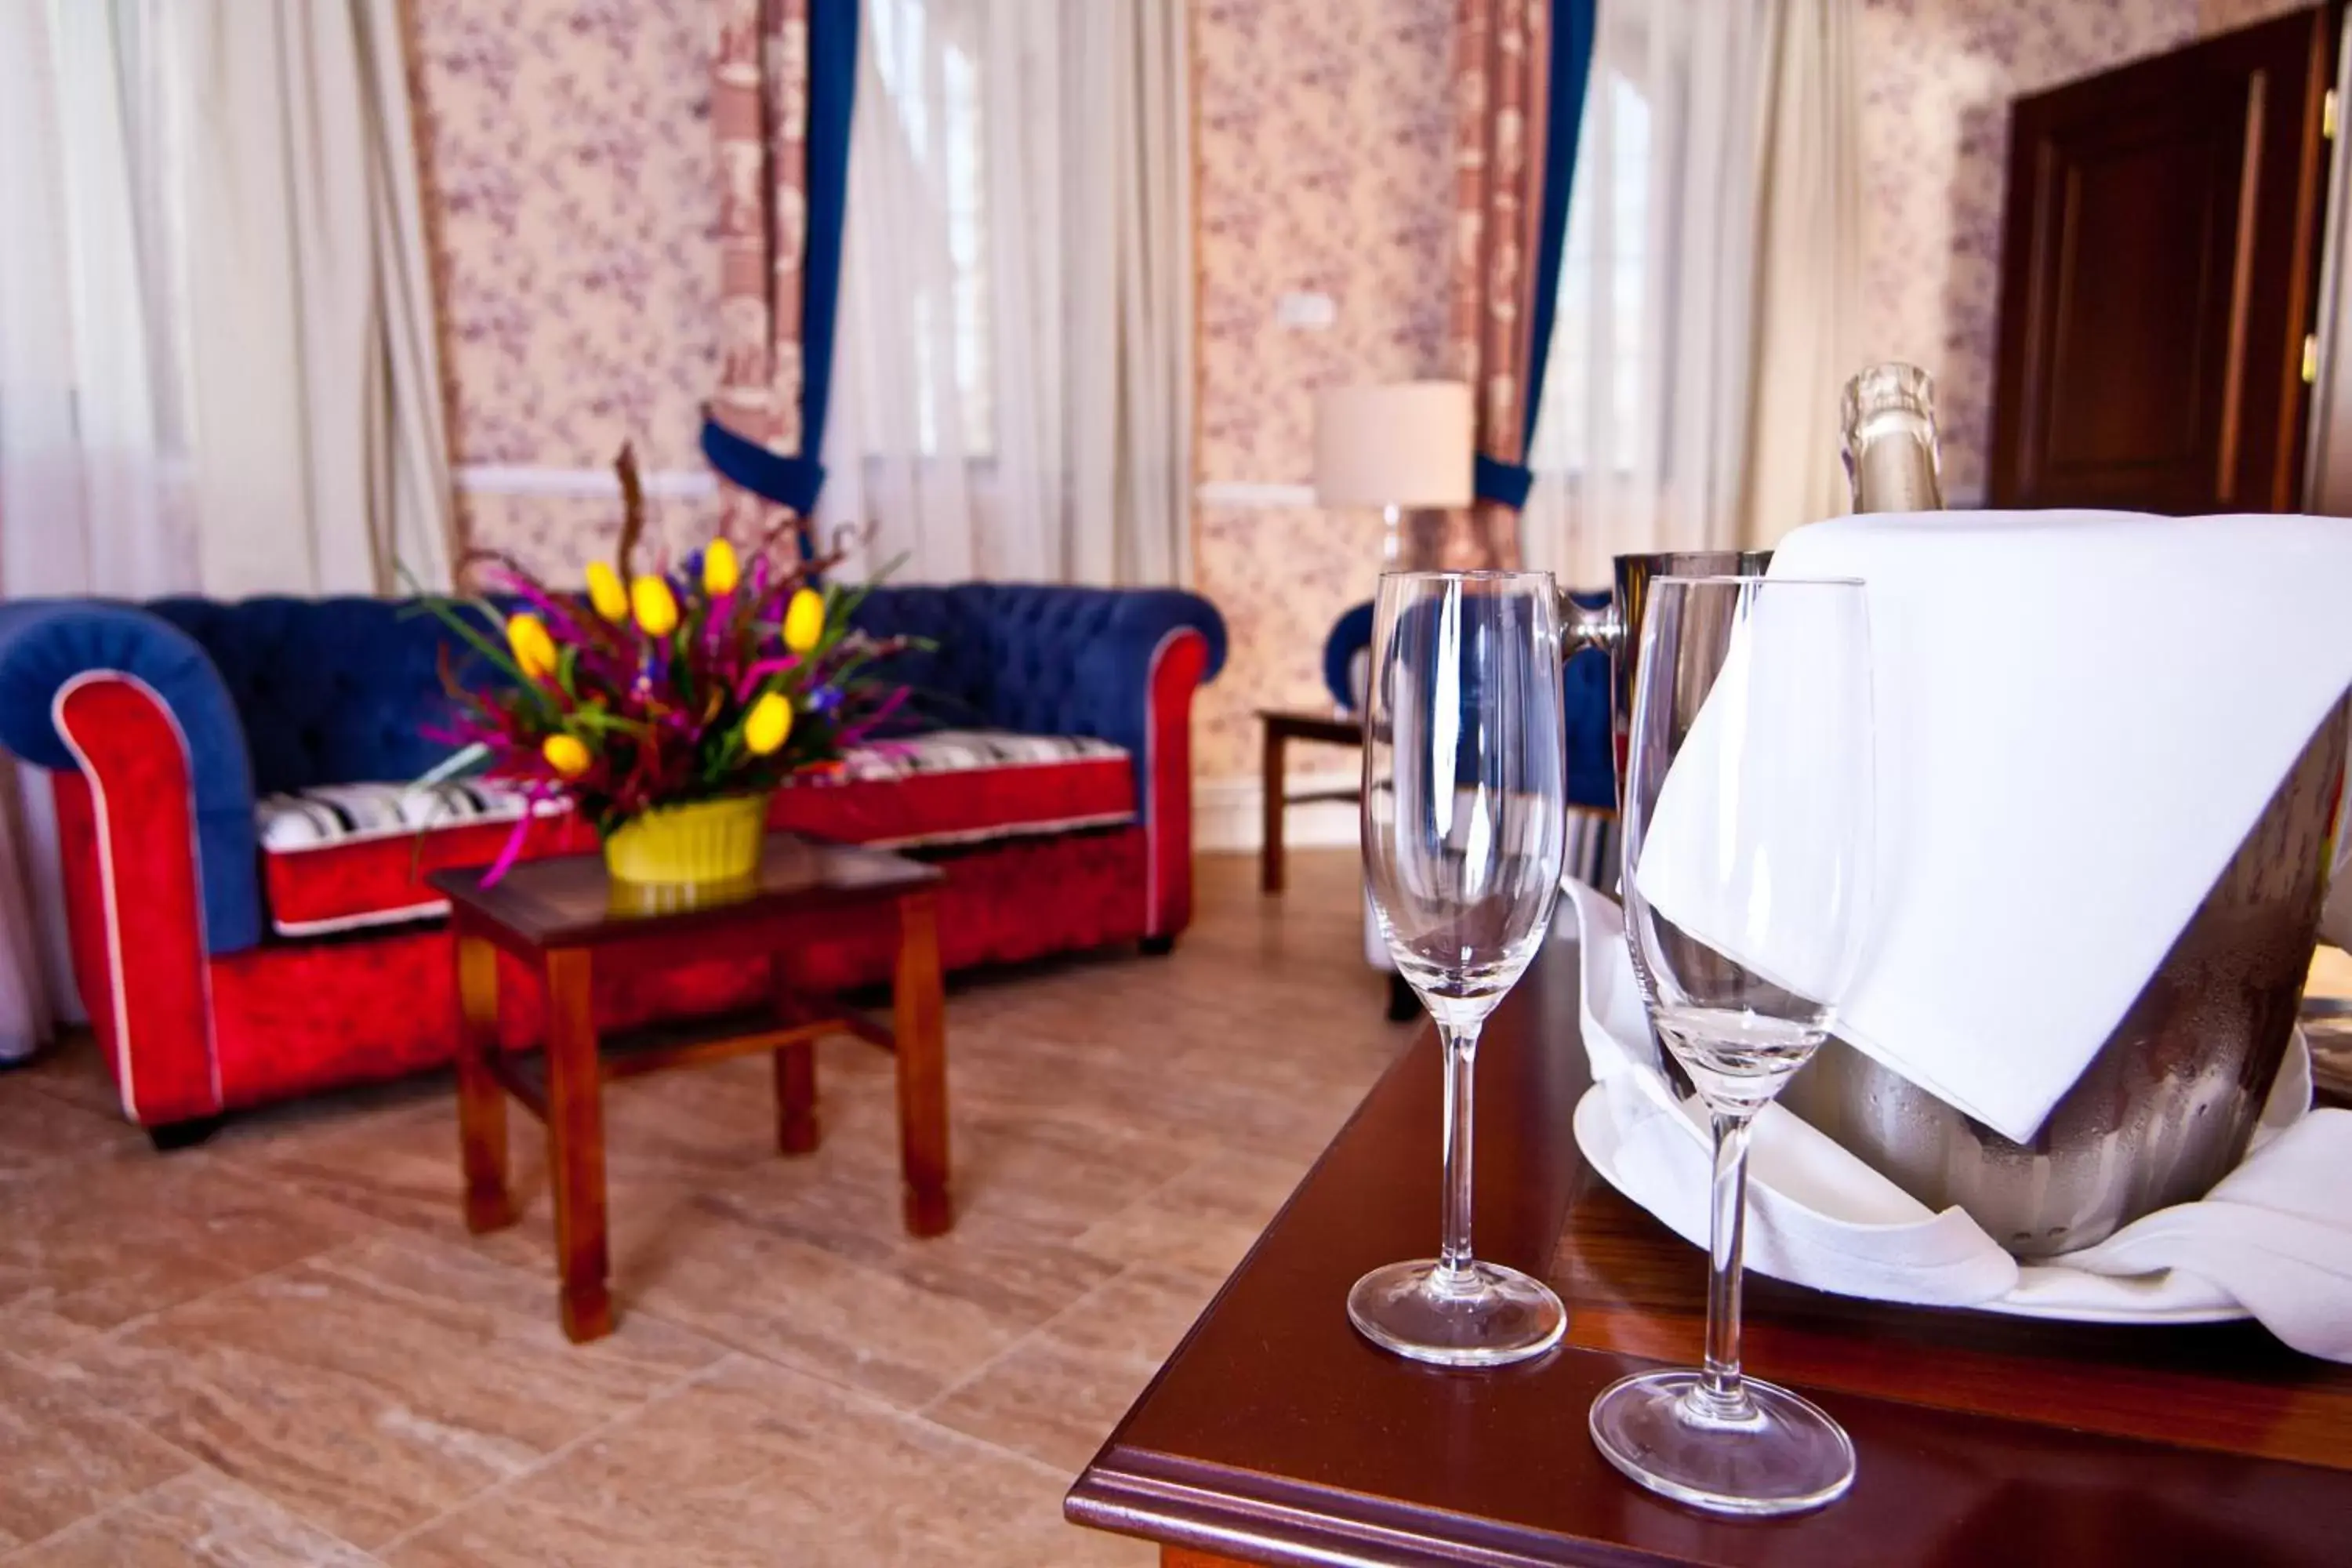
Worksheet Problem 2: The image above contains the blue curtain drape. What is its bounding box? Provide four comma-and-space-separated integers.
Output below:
1473, 0, 1598, 510
701, 0, 859, 528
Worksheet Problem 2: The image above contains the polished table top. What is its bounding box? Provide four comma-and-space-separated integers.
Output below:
1066, 930, 2352, 1567
426, 833, 940, 949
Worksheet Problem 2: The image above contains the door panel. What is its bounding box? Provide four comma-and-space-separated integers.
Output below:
1988, 6, 2336, 513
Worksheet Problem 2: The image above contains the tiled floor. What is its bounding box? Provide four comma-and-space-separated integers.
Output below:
0, 851, 1406, 1566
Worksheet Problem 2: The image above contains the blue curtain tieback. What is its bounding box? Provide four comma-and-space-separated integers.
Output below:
1474, 454, 1535, 510
702, 414, 826, 514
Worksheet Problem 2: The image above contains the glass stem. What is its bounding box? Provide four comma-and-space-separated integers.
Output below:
1436, 1022, 1479, 1286
1697, 1109, 1758, 1421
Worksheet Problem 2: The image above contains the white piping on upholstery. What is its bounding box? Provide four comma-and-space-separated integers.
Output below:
270, 899, 453, 938
51, 671, 222, 1120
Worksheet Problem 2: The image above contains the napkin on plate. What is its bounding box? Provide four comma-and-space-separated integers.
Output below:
1635, 510, 2352, 1144
1566, 880, 2352, 1360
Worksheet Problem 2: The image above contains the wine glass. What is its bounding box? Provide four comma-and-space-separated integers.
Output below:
1354, 571, 1570, 1366
1589, 575, 1874, 1515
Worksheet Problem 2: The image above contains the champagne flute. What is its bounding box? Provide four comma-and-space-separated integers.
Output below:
1589, 575, 1874, 1515
1354, 571, 1570, 1366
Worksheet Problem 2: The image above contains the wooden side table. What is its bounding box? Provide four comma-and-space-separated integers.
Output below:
1257, 709, 1363, 894
1068, 933, 2352, 1566
426, 836, 950, 1343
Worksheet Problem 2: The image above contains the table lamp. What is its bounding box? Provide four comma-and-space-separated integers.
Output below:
1313, 382, 1475, 564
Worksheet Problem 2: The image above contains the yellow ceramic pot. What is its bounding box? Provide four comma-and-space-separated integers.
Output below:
602, 794, 768, 887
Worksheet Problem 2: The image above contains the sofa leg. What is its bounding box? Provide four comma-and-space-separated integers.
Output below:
1386, 974, 1421, 1023
1139, 934, 1178, 957
147, 1115, 225, 1152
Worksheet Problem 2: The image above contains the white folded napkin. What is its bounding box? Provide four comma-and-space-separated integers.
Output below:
1566, 880, 2352, 1361
1642, 510, 2352, 1143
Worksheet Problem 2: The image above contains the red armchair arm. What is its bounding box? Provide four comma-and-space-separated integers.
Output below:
51, 677, 222, 1126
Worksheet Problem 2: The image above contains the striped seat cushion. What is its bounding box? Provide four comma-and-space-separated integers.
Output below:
771, 728, 1136, 849
255, 779, 564, 852
253, 731, 1137, 938
839, 729, 1126, 780
256, 782, 590, 937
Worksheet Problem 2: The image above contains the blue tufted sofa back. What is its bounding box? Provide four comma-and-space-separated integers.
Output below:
147, 597, 474, 797
144, 585, 1229, 795
851, 583, 1228, 738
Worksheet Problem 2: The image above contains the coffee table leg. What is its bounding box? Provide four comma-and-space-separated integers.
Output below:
455, 931, 514, 1232
1261, 720, 1286, 894
893, 891, 951, 1236
772, 958, 820, 1154
543, 949, 612, 1342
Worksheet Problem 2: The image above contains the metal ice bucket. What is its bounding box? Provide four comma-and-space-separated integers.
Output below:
1566, 552, 2349, 1258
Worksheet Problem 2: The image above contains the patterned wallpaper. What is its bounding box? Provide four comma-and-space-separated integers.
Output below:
1189, 0, 1459, 780
2201, 0, 2311, 29
408, 0, 723, 573
405, 0, 2299, 788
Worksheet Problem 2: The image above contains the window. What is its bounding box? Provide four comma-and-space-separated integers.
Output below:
864, 0, 994, 456
1530, 67, 1651, 479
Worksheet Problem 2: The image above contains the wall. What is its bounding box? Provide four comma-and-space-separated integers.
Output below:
1189, 0, 2306, 808
2203, 0, 2316, 29
407, 0, 1457, 813
1187, 0, 1458, 789
408, 0, 722, 578
406, 0, 2316, 826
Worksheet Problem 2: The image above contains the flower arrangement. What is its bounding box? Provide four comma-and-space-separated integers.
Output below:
422, 447, 910, 884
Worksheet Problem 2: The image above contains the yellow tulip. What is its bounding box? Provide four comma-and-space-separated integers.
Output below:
702, 538, 740, 597
584, 561, 629, 622
505, 613, 556, 681
743, 691, 793, 756
630, 575, 679, 637
542, 733, 591, 778
782, 587, 826, 654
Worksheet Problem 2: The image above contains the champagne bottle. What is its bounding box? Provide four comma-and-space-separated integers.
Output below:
1841, 362, 1945, 513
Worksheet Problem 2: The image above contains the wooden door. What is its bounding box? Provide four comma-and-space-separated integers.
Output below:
1987, 7, 2338, 513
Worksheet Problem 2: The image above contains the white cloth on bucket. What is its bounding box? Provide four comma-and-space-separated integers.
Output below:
1633, 510, 2352, 1144
1566, 881, 2352, 1363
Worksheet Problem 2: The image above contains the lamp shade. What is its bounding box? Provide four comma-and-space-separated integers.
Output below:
1313, 382, 1475, 509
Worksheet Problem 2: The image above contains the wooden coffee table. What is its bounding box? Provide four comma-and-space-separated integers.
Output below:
427, 835, 949, 1343
1069, 931, 2352, 1565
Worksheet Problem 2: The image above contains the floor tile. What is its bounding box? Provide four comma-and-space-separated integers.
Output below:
385, 1354, 1144, 1568
0, 1157, 366, 1363
924, 1263, 1229, 1473
4, 1039, 126, 1121
0, 1082, 143, 1180
0, 1356, 191, 1552
7, 1470, 383, 1567
0, 851, 1379, 1566
627, 1171, 1121, 1408
1073, 1149, 1315, 1277
60, 1232, 722, 1549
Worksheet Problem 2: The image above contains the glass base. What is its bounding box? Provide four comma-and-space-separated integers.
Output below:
1588, 1370, 1855, 1516
1346, 1258, 1566, 1367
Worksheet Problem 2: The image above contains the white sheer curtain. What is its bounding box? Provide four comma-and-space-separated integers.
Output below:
1741, 0, 1861, 548
4, 0, 455, 605
818, 0, 1191, 587
0, 0, 196, 1058
1523, 0, 1860, 587
179, 0, 456, 597
0, 0, 454, 1055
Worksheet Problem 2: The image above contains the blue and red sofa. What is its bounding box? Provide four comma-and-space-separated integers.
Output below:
0, 584, 1224, 1141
